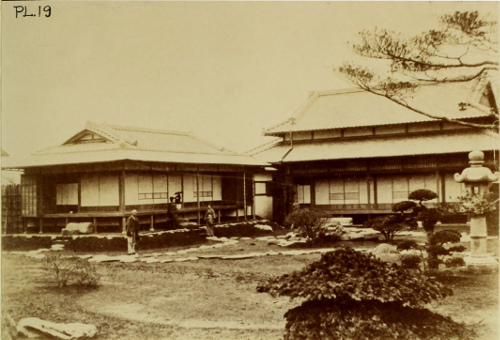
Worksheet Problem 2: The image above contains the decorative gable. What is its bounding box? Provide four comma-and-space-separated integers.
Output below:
64, 130, 112, 145
478, 82, 497, 110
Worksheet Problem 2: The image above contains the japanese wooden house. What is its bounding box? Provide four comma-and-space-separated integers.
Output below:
2, 122, 268, 233
251, 78, 499, 224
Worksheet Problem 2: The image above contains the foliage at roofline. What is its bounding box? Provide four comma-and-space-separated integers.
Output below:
338, 11, 499, 138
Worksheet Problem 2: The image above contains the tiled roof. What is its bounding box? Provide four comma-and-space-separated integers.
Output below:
254, 130, 498, 163
5, 122, 267, 168
3, 149, 266, 168
38, 122, 236, 156
264, 80, 495, 135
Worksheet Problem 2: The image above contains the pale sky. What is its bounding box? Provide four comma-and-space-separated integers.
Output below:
2, 1, 498, 156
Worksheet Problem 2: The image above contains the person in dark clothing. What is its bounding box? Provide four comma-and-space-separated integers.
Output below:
126, 209, 140, 255
168, 197, 180, 229
204, 205, 216, 237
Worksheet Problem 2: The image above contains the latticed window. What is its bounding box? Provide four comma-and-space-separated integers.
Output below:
21, 175, 37, 217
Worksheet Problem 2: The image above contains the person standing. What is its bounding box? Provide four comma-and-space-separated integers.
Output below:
204, 205, 216, 237
167, 197, 180, 229
126, 209, 140, 255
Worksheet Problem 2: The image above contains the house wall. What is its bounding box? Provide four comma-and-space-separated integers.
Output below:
125, 172, 222, 205
81, 173, 119, 207
310, 171, 467, 210
314, 177, 374, 205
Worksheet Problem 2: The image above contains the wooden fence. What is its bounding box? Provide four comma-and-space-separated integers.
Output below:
2, 184, 23, 234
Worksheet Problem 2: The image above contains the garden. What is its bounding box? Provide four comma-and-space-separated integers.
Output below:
2, 190, 499, 340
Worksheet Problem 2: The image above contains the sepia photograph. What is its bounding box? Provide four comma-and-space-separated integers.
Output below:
1, 1, 499, 339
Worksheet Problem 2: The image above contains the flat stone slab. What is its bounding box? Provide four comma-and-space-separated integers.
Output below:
117, 256, 138, 263
197, 255, 223, 259
254, 224, 273, 232
255, 236, 276, 241
141, 257, 160, 263
220, 254, 258, 260
198, 245, 213, 250
160, 258, 174, 263
88, 255, 121, 263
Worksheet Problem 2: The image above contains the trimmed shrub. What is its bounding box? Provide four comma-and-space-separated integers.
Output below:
284, 209, 329, 244
257, 247, 473, 340
366, 215, 406, 241
282, 300, 473, 340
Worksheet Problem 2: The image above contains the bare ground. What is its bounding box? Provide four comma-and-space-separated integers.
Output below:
2, 237, 498, 340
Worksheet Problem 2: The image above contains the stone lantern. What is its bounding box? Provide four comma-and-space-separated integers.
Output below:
454, 150, 499, 266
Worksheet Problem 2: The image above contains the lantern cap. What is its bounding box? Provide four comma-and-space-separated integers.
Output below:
468, 150, 485, 165
455, 150, 499, 184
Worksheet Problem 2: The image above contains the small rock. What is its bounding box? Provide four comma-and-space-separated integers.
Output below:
371, 243, 399, 254
17, 317, 97, 339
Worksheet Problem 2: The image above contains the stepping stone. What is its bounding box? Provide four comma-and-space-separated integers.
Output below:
142, 258, 160, 263
254, 224, 273, 232
197, 255, 223, 259
240, 237, 252, 240
118, 256, 138, 263
160, 258, 174, 263
88, 255, 120, 263
77, 255, 93, 260
177, 250, 188, 254
220, 254, 256, 260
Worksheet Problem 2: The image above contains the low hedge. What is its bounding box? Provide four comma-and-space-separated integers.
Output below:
214, 222, 274, 238
2, 235, 53, 251
66, 229, 207, 252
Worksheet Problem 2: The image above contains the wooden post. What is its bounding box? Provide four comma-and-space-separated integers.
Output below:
122, 217, 126, 234
150, 214, 154, 231
217, 210, 221, 223
196, 171, 201, 226
251, 174, 256, 220
435, 170, 441, 203
120, 168, 126, 234
243, 172, 247, 221
38, 176, 44, 233
93, 217, 97, 234
441, 172, 446, 203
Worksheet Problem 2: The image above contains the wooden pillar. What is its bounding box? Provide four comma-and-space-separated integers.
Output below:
122, 217, 126, 234
435, 170, 441, 203
38, 218, 43, 234
181, 174, 184, 209
217, 210, 221, 223
120, 168, 126, 234
373, 175, 378, 205
367, 175, 372, 221
243, 172, 247, 221
251, 174, 256, 220
310, 179, 316, 207
196, 171, 201, 225
150, 214, 155, 231
38, 176, 44, 233
441, 172, 447, 203
93, 217, 97, 234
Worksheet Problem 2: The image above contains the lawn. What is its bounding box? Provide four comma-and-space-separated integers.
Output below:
2, 235, 499, 340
